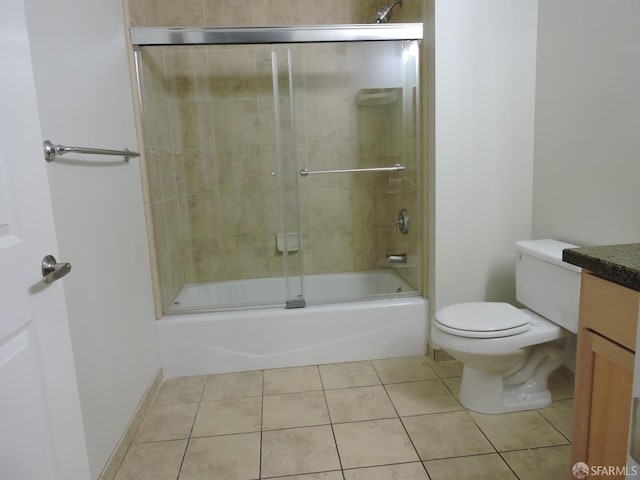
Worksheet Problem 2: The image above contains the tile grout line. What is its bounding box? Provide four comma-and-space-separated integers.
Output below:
317, 364, 346, 479
373, 358, 432, 478
175, 377, 207, 480
464, 403, 572, 480
423, 362, 465, 478
496, 450, 524, 480
434, 371, 520, 475
535, 404, 573, 444
460, 410, 522, 480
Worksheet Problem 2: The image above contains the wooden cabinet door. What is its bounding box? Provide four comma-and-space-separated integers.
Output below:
573, 329, 634, 479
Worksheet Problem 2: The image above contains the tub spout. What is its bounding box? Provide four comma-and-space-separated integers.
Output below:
386, 253, 407, 264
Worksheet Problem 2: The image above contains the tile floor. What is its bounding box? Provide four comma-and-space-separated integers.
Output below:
114, 356, 574, 480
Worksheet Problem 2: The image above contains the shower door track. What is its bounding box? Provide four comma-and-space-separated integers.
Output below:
129, 23, 423, 46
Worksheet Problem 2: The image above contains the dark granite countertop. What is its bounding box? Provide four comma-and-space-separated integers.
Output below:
563, 243, 640, 291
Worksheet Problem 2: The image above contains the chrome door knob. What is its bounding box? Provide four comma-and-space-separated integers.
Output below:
41, 255, 71, 284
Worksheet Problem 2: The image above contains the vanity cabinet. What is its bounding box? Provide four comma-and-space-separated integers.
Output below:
572, 271, 640, 476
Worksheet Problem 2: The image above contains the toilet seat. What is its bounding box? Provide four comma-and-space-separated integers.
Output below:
434, 302, 531, 339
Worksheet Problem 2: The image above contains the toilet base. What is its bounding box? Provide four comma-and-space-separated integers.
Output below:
458, 341, 564, 414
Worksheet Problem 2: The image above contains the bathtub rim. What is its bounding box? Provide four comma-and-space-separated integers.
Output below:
166, 269, 421, 315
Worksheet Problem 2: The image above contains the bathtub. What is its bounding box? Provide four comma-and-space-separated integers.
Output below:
158, 270, 428, 377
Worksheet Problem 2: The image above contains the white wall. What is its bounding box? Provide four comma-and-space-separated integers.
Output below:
431, 0, 538, 312
23, 0, 161, 478
532, 0, 640, 246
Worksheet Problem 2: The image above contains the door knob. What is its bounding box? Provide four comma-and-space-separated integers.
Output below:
41, 255, 71, 284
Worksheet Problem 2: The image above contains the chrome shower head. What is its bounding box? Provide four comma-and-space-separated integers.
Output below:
375, 0, 403, 23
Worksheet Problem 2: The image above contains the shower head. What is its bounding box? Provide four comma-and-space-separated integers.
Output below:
375, 0, 403, 23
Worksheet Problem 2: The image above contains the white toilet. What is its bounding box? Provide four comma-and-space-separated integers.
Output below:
431, 239, 581, 414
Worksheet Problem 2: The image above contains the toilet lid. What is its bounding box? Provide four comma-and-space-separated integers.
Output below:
434, 302, 531, 338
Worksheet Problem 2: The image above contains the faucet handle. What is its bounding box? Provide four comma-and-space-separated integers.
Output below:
394, 209, 409, 235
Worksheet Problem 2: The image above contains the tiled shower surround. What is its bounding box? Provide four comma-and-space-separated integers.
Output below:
129, 0, 425, 312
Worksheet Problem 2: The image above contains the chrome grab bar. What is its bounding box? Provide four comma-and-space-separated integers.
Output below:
43, 140, 140, 163
299, 163, 405, 177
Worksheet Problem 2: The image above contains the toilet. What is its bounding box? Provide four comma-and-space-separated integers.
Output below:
431, 239, 581, 414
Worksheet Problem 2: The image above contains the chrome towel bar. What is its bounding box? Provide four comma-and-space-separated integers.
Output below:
299, 163, 405, 177
43, 140, 140, 163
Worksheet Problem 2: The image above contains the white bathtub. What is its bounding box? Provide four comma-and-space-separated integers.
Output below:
158, 271, 428, 377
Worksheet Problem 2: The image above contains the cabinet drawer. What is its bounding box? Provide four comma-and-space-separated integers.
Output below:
580, 272, 640, 352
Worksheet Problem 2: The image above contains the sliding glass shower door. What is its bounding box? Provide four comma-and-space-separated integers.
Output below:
132, 25, 423, 314
277, 39, 422, 305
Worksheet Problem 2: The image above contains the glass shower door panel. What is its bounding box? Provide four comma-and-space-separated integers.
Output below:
138, 44, 301, 312
272, 46, 305, 308
292, 40, 422, 304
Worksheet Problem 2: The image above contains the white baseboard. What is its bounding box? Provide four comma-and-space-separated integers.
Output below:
99, 368, 163, 480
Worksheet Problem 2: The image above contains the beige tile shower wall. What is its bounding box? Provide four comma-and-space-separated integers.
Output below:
130, 0, 383, 27
130, 0, 425, 291
393, 0, 425, 23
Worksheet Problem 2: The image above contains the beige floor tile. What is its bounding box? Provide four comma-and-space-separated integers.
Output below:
264, 366, 323, 395
502, 445, 571, 480
442, 377, 461, 399
263, 391, 329, 430
373, 356, 438, 384
385, 380, 463, 416
265, 472, 343, 480
154, 376, 206, 405
403, 411, 495, 460
325, 386, 396, 423
548, 370, 575, 400
333, 418, 419, 469
135, 403, 198, 443
344, 462, 430, 479
191, 397, 261, 437
468, 410, 569, 451
424, 453, 517, 480
179, 433, 260, 480
429, 360, 464, 379
261, 425, 341, 477
539, 398, 574, 440
319, 361, 381, 389
201, 370, 263, 401
115, 440, 187, 480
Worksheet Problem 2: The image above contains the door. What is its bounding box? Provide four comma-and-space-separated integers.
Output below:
272, 46, 305, 308
0, 0, 91, 479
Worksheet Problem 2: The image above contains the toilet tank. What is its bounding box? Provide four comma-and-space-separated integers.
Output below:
515, 239, 582, 334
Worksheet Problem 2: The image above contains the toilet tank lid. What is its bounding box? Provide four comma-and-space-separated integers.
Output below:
515, 239, 582, 273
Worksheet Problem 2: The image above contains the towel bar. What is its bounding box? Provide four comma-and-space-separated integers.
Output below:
43, 140, 140, 163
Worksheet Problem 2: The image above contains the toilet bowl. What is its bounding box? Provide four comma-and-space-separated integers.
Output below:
432, 303, 567, 413
431, 239, 581, 414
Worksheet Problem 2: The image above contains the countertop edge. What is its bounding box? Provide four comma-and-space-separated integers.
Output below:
563, 245, 640, 292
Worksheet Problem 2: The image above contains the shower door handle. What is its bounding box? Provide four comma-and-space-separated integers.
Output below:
41, 255, 72, 284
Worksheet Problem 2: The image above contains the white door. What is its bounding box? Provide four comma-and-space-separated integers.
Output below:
0, 1, 91, 479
